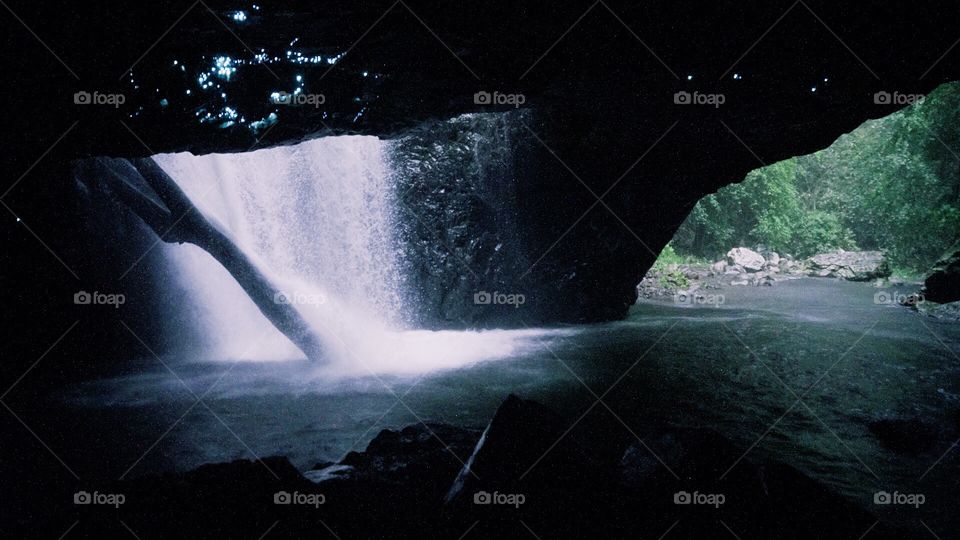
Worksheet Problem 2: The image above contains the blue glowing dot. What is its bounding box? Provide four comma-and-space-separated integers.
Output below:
295, 75, 302, 82
811, 86, 817, 92
362, 71, 368, 77
686, 75, 693, 80
186, 90, 191, 95
823, 77, 829, 82
214, 56, 237, 80
231, 11, 247, 22
173, 60, 178, 66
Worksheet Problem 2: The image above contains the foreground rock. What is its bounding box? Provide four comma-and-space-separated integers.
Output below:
806, 250, 891, 281
22, 395, 907, 538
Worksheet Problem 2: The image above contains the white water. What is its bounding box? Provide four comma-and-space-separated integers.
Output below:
152, 136, 555, 375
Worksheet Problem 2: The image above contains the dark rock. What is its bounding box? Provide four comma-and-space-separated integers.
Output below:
18, 396, 912, 539
922, 247, 960, 304
340, 423, 481, 484
445, 394, 603, 504
868, 416, 940, 454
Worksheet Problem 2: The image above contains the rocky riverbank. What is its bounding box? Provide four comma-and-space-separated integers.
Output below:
638, 247, 890, 301
636, 245, 960, 323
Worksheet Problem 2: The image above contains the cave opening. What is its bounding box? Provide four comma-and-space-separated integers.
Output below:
6, 2, 960, 537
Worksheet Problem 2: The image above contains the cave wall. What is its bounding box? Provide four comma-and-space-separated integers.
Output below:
4, 0, 960, 363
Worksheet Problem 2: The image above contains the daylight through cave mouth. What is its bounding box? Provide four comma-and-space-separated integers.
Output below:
643, 83, 960, 309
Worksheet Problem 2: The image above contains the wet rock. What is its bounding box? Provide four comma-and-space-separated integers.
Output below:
304, 464, 353, 483
919, 300, 960, 320
340, 423, 481, 484
727, 247, 766, 272
806, 250, 891, 281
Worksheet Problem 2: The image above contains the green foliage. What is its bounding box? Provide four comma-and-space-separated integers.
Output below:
650, 243, 699, 289
658, 270, 690, 290
651, 243, 707, 271
669, 82, 960, 272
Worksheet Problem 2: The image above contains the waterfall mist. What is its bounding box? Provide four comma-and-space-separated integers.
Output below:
151, 133, 539, 376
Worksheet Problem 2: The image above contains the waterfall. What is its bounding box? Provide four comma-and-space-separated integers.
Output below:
151, 135, 543, 374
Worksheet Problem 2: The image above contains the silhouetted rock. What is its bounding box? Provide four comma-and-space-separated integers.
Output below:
19, 395, 913, 539
445, 394, 601, 504
340, 422, 481, 486
922, 247, 960, 303
869, 416, 940, 454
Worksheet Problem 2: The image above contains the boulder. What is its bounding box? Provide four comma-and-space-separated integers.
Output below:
806, 250, 891, 281
726, 247, 766, 272
444, 394, 599, 504
725, 264, 746, 275
921, 247, 960, 303
710, 260, 727, 274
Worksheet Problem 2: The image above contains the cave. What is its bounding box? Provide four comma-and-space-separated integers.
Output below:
3, 1, 960, 538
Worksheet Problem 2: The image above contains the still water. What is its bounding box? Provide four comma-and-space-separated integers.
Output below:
59, 278, 960, 528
